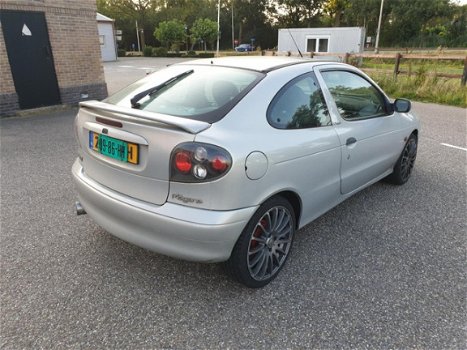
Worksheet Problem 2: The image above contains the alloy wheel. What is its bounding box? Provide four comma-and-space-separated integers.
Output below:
247, 206, 294, 281
400, 138, 417, 182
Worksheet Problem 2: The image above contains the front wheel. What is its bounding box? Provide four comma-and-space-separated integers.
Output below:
386, 133, 418, 185
226, 196, 296, 288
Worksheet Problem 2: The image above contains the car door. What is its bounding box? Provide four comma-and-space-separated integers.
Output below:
314, 66, 402, 195
265, 71, 342, 225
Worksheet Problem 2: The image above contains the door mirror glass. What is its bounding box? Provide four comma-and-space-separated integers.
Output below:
394, 99, 411, 113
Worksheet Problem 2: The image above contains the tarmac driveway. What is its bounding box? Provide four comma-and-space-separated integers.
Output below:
0, 58, 465, 349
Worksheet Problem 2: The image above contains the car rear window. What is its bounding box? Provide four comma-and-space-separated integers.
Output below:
105, 65, 264, 123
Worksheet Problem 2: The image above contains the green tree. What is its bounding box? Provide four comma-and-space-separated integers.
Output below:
191, 18, 218, 51
97, 0, 161, 49
445, 4, 467, 47
232, 0, 273, 48
98, 0, 466, 51
154, 20, 186, 50
383, 0, 453, 46
156, 0, 215, 26
322, 0, 349, 27
269, 0, 325, 28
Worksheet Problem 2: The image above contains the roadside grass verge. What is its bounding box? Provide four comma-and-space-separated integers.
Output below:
368, 71, 467, 108
361, 57, 464, 75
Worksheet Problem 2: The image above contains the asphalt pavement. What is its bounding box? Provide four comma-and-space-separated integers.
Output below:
0, 58, 466, 349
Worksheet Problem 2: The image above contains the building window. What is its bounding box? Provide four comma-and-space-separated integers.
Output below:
306, 36, 329, 53
306, 39, 316, 52
318, 39, 328, 52
99, 35, 105, 45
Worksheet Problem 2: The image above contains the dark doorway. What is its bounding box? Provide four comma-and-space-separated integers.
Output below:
0, 10, 61, 109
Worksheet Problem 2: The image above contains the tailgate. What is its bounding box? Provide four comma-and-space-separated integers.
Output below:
75, 101, 210, 205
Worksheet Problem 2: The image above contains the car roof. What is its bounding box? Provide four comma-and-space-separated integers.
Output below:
177, 56, 338, 73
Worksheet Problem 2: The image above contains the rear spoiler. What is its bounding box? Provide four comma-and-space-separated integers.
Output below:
79, 100, 211, 134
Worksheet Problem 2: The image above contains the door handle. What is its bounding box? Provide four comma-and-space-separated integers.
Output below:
346, 137, 357, 146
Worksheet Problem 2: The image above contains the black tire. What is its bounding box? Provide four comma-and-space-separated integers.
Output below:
226, 196, 296, 288
386, 133, 418, 185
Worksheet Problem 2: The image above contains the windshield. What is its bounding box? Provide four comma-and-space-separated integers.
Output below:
106, 65, 264, 123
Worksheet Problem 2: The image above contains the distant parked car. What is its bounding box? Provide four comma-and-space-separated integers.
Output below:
235, 43, 254, 52
73, 57, 419, 288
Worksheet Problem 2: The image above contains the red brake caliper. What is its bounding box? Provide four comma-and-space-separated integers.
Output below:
251, 219, 267, 250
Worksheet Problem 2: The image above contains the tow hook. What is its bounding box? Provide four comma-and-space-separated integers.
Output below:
75, 201, 86, 216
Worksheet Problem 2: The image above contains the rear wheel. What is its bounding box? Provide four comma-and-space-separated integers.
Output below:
386, 133, 418, 185
226, 196, 295, 288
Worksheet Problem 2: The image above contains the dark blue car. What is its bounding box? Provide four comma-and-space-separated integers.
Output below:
235, 44, 254, 52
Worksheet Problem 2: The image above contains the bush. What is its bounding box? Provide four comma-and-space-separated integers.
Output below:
198, 52, 215, 58
117, 49, 126, 57
170, 43, 181, 53
143, 45, 153, 57
187, 50, 197, 57
370, 71, 466, 108
153, 47, 168, 57
166, 53, 182, 57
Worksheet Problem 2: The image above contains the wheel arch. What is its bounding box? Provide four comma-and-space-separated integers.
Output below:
262, 190, 302, 229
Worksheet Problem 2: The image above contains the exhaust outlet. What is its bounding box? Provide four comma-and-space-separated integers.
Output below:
75, 201, 86, 215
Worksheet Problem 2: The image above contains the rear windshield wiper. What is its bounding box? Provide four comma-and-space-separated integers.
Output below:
130, 69, 194, 108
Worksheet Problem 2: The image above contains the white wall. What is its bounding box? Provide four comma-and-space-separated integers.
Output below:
97, 21, 116, 62
278, 27, 365, 54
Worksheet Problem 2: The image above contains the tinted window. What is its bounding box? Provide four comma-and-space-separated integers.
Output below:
268, 73, 331, 129
321, 70, 387, 120
106, 65, 263, 122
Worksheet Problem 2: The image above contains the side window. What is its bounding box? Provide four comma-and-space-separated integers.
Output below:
267, 73, 331, 129
321, 70, 387, 120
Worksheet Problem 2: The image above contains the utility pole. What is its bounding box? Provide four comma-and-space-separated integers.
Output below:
231, 1, 234, 50
136, 20, 141, 52
374, 0, 384, 53
216, 0, 220, 57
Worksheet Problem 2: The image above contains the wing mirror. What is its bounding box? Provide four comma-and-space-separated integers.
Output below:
393, 99, 411, 113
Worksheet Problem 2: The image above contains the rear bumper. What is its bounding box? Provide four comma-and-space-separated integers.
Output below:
72, 159, 257, 262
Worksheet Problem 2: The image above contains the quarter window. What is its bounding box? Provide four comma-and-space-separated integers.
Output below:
321, 70, 387, 120
268, 73, 331, 129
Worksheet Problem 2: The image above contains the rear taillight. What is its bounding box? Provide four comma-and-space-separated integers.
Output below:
175, 151, 192, 173
171, 143, 232, 183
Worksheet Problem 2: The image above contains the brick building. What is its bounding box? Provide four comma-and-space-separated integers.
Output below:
0, 0, 107, 117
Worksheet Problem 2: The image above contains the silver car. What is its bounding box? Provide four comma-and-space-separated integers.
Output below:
73, 57, 419, 288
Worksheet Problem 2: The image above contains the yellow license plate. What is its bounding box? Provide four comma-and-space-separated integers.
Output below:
89, 131, 139, 164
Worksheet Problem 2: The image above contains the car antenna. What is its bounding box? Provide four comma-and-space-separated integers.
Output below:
287, 29, 303, 58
